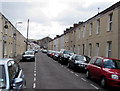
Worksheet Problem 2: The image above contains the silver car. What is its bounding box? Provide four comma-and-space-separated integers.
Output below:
22, 51, 35, 62
0, 58, 26, 90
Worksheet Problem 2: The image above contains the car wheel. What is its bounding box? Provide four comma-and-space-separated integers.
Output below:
23, 80, 27, 88
100, 77, 107, 88
86, 70, 91, 79
59, 58, 62, 63
67, 63, 70, 68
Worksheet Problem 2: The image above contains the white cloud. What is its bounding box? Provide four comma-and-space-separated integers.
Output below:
1, 0, 119, 40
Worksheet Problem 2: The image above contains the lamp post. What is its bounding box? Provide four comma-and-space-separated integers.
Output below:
13, 22, 22, 57
15, 22, 22, 29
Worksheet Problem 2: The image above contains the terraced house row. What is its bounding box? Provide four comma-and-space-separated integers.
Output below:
48, 1, 120, 59
0, 13, 26, 58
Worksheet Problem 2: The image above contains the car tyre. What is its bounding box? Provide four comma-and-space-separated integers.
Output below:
100, 77, 107, 88
67, 63, 70, 68
59, 57, 62, 63
86, 70, 91, 79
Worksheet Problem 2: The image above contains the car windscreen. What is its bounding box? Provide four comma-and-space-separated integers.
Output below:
103, 59, 120, 69
25, 51, 34, 55
75, 55, 85, 61
0, 65, 6, 88
85, 56, 91, 62
63, 50, 74, 54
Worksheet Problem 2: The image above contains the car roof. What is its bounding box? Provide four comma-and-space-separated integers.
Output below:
93, 56, 120, 61
25, 50, 34, 52
0, 58, 14, 65
74, 54, 85, 56
103, 57, 120, 61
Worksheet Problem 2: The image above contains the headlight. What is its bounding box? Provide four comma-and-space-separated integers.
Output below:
64, 54, 69, 58
75, 61, 80, 64
79, 64, 84, 67
111, 74, 119, 79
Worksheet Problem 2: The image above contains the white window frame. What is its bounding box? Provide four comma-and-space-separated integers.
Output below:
96, 19, 100, 34
89, 23, 93, 35
106, 41, 112, 58
108, 13, 113, 31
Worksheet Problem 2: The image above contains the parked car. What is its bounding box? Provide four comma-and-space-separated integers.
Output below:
86, 56, 120, 88
50, 51, 56, 58
22, 51, 35, 62
0, 58, 26, 90
68, 54, 90, 72
53, 51, 60, 61
47, 50, 53, 57
42, 49, 47, 53
58, 49, 74, 65
34, 49, 39, 54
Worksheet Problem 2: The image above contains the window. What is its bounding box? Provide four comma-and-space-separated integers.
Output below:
90, 57, 97, 64
108, 13, 113, 31
88, 43, 92, 57
106, 41, 112, 58
83, 25, 86, 37
83, 44, 85, 55
104, 59, 120, 69
81, 30, 83, 38
96, 43, 99, 56
79, 28, 81, 38
0, 65, 6, 88
89, 23, 93, 35
77, 45, 80, 54
71, 55, 75, 62
94, 58, 103, 67
96, 19, 100, 34
8, 62, 16, 82
75, 55, 85, 61
8, 61, 20, 83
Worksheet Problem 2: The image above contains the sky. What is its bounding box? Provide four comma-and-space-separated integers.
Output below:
0, 0, 119, 40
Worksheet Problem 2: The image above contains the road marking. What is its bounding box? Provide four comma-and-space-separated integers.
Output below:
35, 60, 36, 67
33, 60, 37, 89
67, 69, 70, 71
34, 67, 36, 71
91, 84, 99, 89
75, 74, 79, 77
34, 73, 36, 77
71, 71, 74, 74
33, 83, 36, 88
81, 78, 87, 82
64, 67, 66, 69
34, 77, 36, 81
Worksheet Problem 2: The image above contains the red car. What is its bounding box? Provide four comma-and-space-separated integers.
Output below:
86, 56, 120, 88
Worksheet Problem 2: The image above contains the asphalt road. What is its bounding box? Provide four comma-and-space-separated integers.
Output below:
20, 51, 112, 90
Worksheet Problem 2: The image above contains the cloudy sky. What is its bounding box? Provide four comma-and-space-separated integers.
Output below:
0, 0, 119, 40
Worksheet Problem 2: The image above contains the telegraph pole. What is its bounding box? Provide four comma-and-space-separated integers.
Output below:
26, 19, 29, 51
